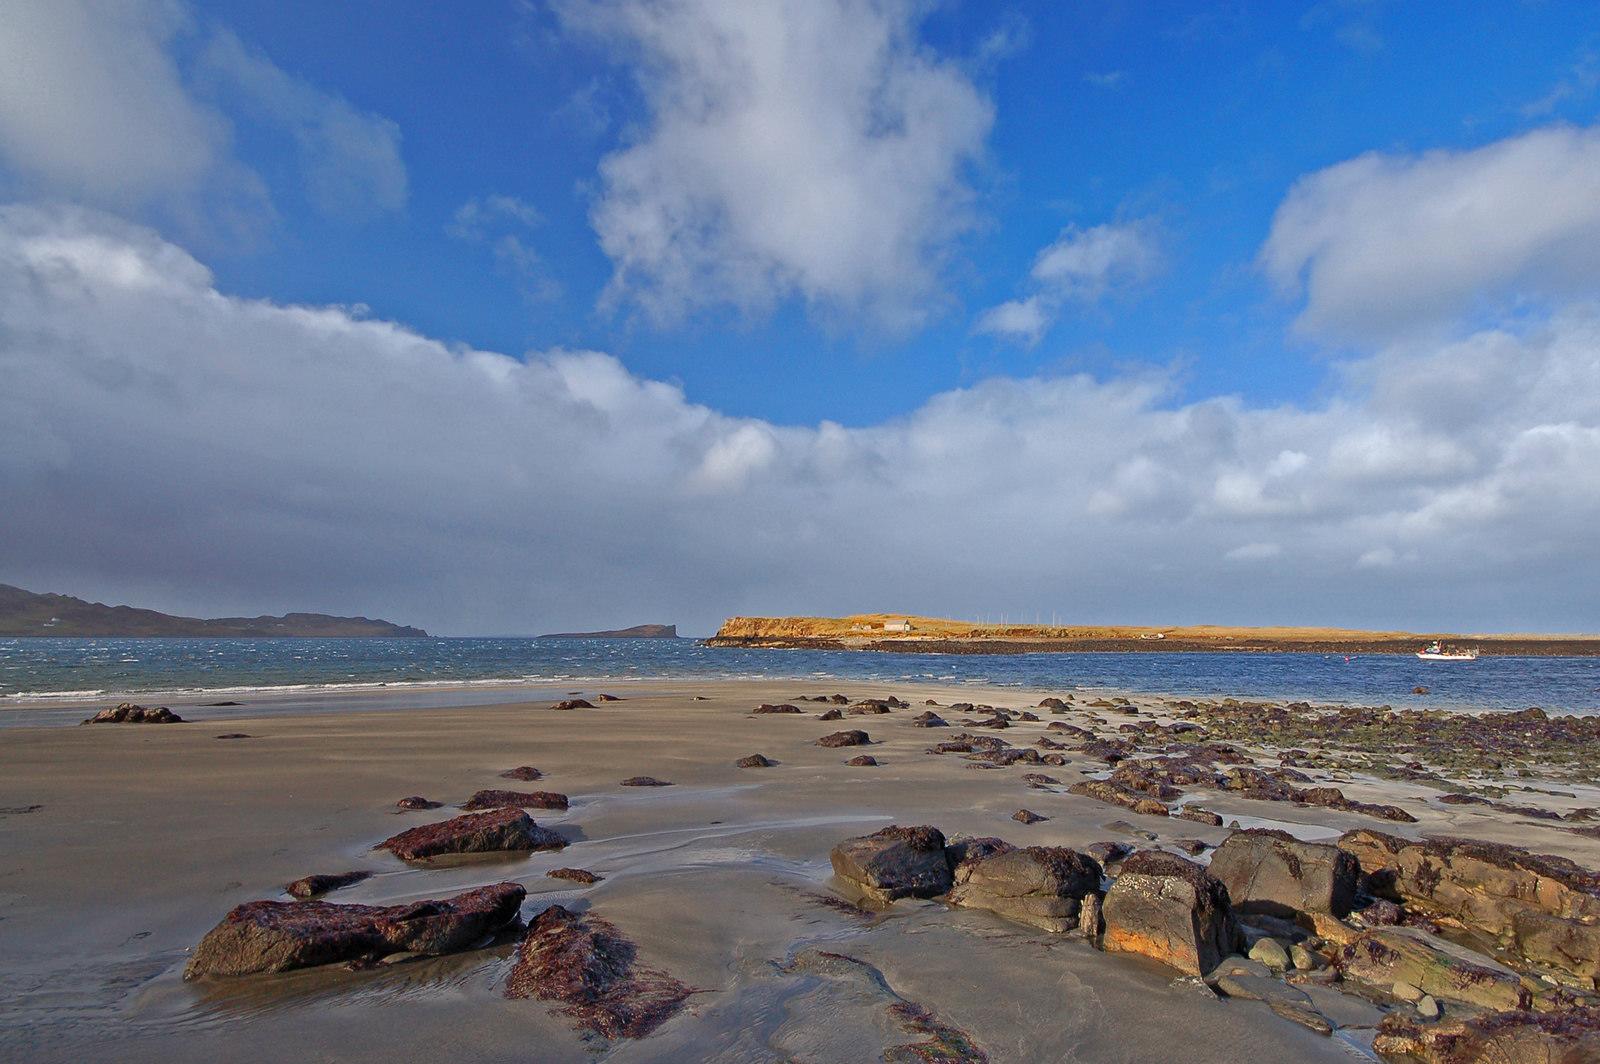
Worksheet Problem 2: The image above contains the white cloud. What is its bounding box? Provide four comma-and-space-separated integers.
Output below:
197, 29, 407, 219
3, 204, 1599, 633
0, 1, 243, 215
1262, 124, 1600, 341
554, 0, 994, 329
976, 219, 1162, 344
0, 1, 404, 238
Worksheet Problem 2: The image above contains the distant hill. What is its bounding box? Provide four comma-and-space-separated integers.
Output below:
538, 623, 678, 639
0, 583, 428, 637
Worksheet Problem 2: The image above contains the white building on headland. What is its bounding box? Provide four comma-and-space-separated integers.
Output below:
882, 620, 914, 633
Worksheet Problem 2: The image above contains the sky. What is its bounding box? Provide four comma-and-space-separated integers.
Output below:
2, 0, 1600, 636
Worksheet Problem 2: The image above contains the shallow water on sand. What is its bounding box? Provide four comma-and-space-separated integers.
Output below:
5, 636, 1599, 712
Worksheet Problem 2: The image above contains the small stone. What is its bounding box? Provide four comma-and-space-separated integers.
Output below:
1012, 809, 1047, 825
1289, 943, 1325, 971
1416, 994, 1440, 1019
395, 795, 441, 811
1250, 937, 1291, 971
546, 867, 601, 884
499, 766, 543, 781
620, 776, 672, 787
818, 730, 871, 748
551, 699, 594, 710
736, 754, 775, 768
846, 754, 879, 766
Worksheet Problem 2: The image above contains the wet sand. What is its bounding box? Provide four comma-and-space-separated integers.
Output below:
3, 679, 1597, 1062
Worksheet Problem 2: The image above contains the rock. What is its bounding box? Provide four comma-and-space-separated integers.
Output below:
500, 766, 543, 781
818, 708, 845, 721
547, 868, 602, 884
1176, 807, 1224, 826
911, 711, 948, 728
1018, 712, 1041, 722
948, 846, 1102, 932
830, 825, 952, 903
1172, 839, 1209, 856
82, 703, 183, 724
1214, 970, 1309, 1007
1068, 780, 1170, 817
186, 882, 526, 977
395, 796, 441, 810
1337, 829, 1600, 985
1289, 943, 1325, 971
1102, 851, 1244, 976
1087, 841, 1134, 866
1022, 773, 1061, 786
1039, 697, 1068, 710
1415, 994, 1439, 1019
736, 754, 775, 768
1393, 980, 1424, 1002
1373, 1006, 1600, 1064
1354, 899, 1405, 927
285, 871, 371, 898
378, 807, 567, 860
754, 703, 802, 714
595, 693, 624, 702
620, 776, 672, 787
1337, 926, 1532, 1012
818, 730, 871, 748
1012, 809, 1048, 825
1209, 829, 1358, 922
214, 733, 252, 739
461, 789, 569, 811
1268, 999, 1333, 1036
846, 755, 879, 766
552, 699, 595, 710
505, 904, 691, 1039
1079, 892, 1103, 941
848, 700, 892, 715
945, 836, 1014, 875
1250, 937, 1291, 971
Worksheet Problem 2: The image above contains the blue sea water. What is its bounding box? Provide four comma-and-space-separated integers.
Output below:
2, 636, 1598, 714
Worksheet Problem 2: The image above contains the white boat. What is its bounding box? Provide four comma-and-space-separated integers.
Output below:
1416, 641, 1479, 661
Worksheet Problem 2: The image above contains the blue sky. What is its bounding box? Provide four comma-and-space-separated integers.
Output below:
187, 1, 1600, 424
3, 1, 1600, 633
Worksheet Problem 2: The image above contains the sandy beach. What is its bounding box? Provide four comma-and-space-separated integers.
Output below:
3, 679, 1598, 1062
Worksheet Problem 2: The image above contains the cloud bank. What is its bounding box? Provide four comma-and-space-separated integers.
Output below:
2, 200, 1596, 634
556, 0, 994, 329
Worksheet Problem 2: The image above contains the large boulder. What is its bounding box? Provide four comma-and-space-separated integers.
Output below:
1338, 830, 1600, 986
1373, 1005, 1600, 1064
1101, 851, 1243, 975
830, 825, 952, 902
378, 807, 566, 861
948, 846, 1102, 932
1337, 926, 1532, 1012
1208, 829, 1358, 922
186, 882, 526, 977
505, 904, 691, 1039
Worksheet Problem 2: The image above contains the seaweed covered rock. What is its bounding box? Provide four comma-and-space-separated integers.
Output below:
500, 766, 544, 781
1208, 829, 1358, 921
82, 703, 183, 724
1373, 1005, 1600, 1063
1101, 851, 1243, 975
620, 776, 672, 787
736, 753, 775, 768
186, 882, 526, 977
830, 825, 952, 903
754, 703, 802, 714
1068, 780, 1170, 817
505, 904, 691, 1039
1337, 830, 1600, 985
378, 807, 566, 861
948, 846, 1102, 932
818, 730, 871, 748
1337, 926, 1532, 1012
461, 789, 569, 811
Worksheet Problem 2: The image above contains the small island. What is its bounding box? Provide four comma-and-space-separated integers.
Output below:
0, 583, 428, 638
538, 624, 678, 639
705, 613, 1600, 656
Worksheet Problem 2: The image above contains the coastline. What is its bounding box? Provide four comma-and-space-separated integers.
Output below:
704, 634, 1600, 656
4, 677, 1598, 1061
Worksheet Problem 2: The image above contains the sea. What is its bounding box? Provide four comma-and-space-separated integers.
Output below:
3, 637, 1599, 720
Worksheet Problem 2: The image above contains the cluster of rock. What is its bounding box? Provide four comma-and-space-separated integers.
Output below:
826, 821, 1600, 1058
82, 703, 184, 724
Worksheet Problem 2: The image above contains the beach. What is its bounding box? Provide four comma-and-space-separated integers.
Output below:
3, 679, 1599, 1062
